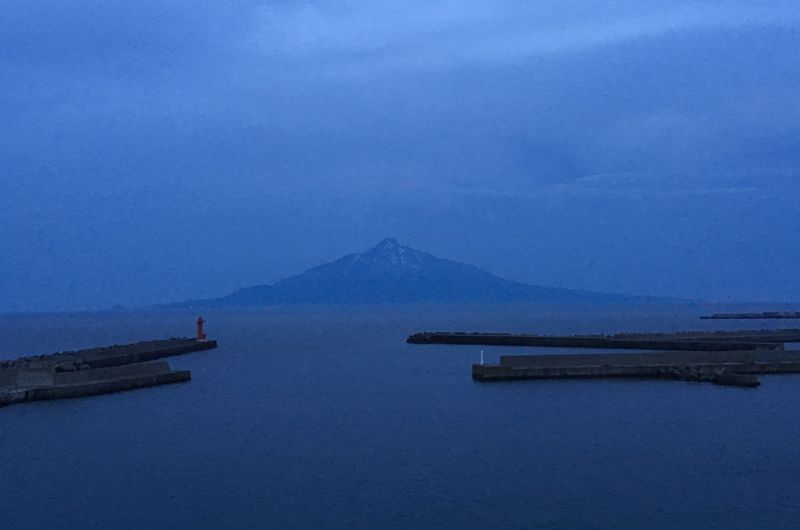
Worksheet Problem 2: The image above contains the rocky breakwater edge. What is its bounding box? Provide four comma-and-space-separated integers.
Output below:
0, 338, 218, 408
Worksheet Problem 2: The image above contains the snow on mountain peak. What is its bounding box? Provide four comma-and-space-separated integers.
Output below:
360, 238, 425, 270
373, 237, 401, 251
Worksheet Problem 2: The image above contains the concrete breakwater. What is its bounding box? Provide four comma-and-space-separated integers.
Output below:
471, 350, 800, 386
406, 330, 800, 351
408, 329, 800, 387
0, 338, 217, 408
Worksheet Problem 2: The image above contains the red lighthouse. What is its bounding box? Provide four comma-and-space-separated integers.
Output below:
197, 316, 207, 341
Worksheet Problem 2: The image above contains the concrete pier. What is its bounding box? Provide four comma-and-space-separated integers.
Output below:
407, 330, 800, 351
408, 328, 800, 387
472, 350, 800, 385
0, 338, 216, 408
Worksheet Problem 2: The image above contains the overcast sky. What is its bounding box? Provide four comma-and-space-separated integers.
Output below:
2, 0, 800, 311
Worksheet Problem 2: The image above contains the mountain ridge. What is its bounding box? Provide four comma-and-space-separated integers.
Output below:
172, 238, 660, 307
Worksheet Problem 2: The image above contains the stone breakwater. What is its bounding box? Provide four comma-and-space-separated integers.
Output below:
471, 350, 800, 387
407, 329, 800, 387
0, 338, 217, 408
406, 329, 800, 351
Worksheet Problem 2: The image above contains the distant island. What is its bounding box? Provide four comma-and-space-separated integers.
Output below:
701, 311, 800, 320
171, 238, 661, 308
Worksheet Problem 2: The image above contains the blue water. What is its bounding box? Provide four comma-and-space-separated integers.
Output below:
2, 305, 799, 529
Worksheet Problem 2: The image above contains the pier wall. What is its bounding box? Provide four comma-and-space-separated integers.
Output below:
53, 362, 174, 385
408, 332, 780, 351
0, 338, 215, 408
0, 369, 191, 407
473, 350, 800, 382
499, 350, 761, 368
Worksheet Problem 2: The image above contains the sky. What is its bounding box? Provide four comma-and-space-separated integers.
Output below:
1, 0, 800, 311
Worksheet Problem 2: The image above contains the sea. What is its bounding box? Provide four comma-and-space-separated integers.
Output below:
1, 304, 799, 529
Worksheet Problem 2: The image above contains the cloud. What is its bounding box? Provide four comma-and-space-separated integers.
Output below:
252, 1, 800, 75
2, 0, 800, 308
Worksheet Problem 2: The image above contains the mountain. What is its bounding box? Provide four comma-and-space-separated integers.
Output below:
176, 238, 653, 307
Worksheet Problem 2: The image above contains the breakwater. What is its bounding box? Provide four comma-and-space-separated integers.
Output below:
472, 349, 800, 386
408, 328, 800, 387
0, 338, 217, 408
406, 330, 800, 351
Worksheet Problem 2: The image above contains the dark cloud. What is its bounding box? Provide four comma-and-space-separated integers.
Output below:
1, 1, 799, 310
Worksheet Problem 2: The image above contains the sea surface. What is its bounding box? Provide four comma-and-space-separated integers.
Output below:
1, 304, 799, 529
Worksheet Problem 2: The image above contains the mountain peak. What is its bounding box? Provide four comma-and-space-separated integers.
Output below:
372, 237, 401, 252
357, 238, 424, 270
185, 239, 646, 307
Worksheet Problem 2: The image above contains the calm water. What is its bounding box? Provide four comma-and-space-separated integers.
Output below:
1, 305, 799, 529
